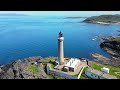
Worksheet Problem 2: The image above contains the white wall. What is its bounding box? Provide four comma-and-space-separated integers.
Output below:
46, 64, 78, 79
85, 71, 99, 79
48, 70, 78, 79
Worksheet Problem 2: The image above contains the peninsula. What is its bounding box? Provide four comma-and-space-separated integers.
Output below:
83, 14, 120, 24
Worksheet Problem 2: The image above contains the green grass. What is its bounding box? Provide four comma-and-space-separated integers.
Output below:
48, 63, 55, 70
79, 67, 89, 79
50, 64, 55, 69
82, 67, 88, 73
90, 62, 103, 71
40, 57, 55, 63
47, 75, 54, 79
89, 61, 120, 79
112, 37, 120, 41
84, 15, 120, 23
54, 76, 63, 79
28, 64, 39, 75
47, 74, 63, 79
80, 75, 88, 79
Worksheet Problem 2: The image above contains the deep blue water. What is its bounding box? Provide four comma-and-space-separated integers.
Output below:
0, 16, 119, 64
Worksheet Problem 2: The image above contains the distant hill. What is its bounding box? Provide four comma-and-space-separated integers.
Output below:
83, 14, 120, 24
0, 13, 28, 16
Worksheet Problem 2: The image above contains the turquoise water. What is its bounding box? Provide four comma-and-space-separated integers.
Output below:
0, 16, 119, 64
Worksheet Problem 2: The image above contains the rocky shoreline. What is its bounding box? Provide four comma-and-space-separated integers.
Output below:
83, 21, 120, 25
83, 21, 111, 25
91, 53, 120, 67
0, 56, 49, 79
91, 36, 120, 67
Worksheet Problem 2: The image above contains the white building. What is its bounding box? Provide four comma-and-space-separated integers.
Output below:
101, 67, 109, 73
63, 58, 80, 72
85, 68, 117, 79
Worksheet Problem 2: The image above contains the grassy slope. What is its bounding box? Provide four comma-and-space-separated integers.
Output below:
89, 61, 120, 79
84, 15, 120, 23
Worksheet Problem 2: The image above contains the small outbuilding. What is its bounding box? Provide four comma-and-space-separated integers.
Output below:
101, 67, 109, 73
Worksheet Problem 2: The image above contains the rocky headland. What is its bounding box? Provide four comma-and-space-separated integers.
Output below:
0, 56, 56, 79
83, 14, 120, 25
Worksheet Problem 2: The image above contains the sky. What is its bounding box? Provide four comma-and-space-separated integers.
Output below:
0, 11, 120, 16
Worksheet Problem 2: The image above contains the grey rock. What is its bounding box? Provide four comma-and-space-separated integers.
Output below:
0, 56, 47, 79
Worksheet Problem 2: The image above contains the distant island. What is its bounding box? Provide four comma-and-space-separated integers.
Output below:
0, 13, 28, 16
83, 14, 120, 24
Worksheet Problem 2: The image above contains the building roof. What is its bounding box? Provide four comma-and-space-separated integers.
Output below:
65, 58, 80, 68
86, 68, 117, 79
102, 67, 109, 70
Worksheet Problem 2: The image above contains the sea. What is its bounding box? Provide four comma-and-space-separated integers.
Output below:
0, 15, 120, 64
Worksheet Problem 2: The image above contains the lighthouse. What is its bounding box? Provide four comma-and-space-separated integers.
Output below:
58, 31, 64, 65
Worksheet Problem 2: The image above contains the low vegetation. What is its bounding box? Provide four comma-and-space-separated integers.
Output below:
40, 57, 55, 63
83, 15, 120, 23
28, 64, 39, 75
89, 61, 120, 79
54, 76, 63, 79
50, 64, 55, 69
47, 74, 63, 79
80, 75, 88, 79
112, 37, 120, 42
47, 75, 54, 79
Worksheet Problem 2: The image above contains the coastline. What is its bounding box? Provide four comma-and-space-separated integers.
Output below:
91, 35, 120, 67
91, 21, 120, 25
94, 21, 111, 25
82, 15, 120, 25
83, 21, 114, 25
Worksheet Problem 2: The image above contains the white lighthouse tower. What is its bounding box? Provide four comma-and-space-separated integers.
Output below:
58, 32, 64, 65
